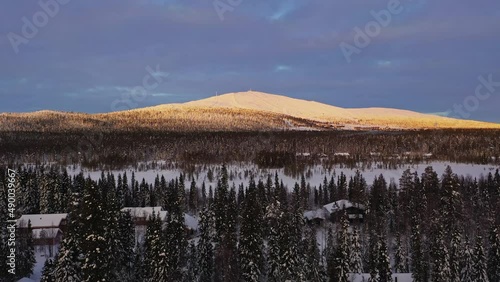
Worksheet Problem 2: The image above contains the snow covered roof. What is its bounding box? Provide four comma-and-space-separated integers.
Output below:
184, 214, 199, 230
32, 228, 62, 239
16, 213, 67, 228
323, 200, 365, 214
122, 207, 198, 230
303, 209, 326, 220
121, 206, 163, 219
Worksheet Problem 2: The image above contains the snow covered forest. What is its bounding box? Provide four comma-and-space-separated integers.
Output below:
1, 164, 500, 282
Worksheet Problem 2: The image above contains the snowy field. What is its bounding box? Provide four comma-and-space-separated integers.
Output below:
21, 161, 499, 281
69, 161, 500, 189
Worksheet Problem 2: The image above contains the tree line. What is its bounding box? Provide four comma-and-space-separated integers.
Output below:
1, 130, 499, 169
0, 165, 500, 281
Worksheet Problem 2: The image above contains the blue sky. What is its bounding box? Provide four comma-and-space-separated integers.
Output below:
1, 0, 499, 122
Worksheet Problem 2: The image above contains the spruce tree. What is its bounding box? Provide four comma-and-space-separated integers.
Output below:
239, 179, 264, 282
188, 178, 198, 214
184, 241, 198, 282
325, 227, 336, 282
461, 235, 474, 282
198, 207, 215, 282
133, 240, 146, 282
333, 213, 350, 282
54, 198, 82, 282
378, 237, 392, 282
430, 227, 450, 282
393, 232, 407, 273
16, 219, 36, 279
163, 177, 188, 280
487, 226, 500, 282
116, 211, 136, 281
304, 226, 323, 281
350, 226, 363, 275
265, 200, 284, 282
473, 234, 489, 282
40, 258, 56, 282
449, 229, 462, 282
368, 230, 380, 282
80, 178, 117, 282
215, 185, 239, 282
144, 212, 168, 281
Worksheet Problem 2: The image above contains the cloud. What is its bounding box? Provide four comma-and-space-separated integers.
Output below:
0, 0, 499, 122
151, 93, 177, 97
274, 65, 292, 72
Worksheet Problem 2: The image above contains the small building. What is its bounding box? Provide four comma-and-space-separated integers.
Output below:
303, 208, 326, 225
322, 199, 365, 223
16, 213, 68, 246
121, 207, 199, 241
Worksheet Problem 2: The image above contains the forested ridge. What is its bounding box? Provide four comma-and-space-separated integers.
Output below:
1, 130, 499, 169
1, 165, 500, 281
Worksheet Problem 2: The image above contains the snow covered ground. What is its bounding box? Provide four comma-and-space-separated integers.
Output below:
23, 161, 498, 281
68, 161, 499, 190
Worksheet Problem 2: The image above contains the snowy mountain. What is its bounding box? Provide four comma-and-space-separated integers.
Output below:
1, 91, 500, 131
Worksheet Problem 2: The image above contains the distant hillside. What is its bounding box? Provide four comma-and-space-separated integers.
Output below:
1, 91, 499, 132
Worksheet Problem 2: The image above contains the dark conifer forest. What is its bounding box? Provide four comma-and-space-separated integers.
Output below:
1, 162, 500, 281
1, 130, 499, 169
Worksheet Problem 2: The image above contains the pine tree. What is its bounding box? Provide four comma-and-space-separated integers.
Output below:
144, 212, 168, 281
198, 207, 215, 282
378, 237, 392, 282
449, 229, 462, 282
133, 240, 147, 282
40, 258, 56, 282
487, 226, 500, 282
188, 178, 198, 214
163, 177, 188, 280
184, 241, 198, 282
332, 213, 350, 282
54, 193, 84, 282
266, 200, 284, 282
368, 230, 380, 282
393, 232, 407, 273
304, 226, 323, 281
350, 226, 363, 275
16, 219, 36, 278
80, 178, 117, 282
215, 184, 239, 282
116, 211, 136, 281
23, 168, 40, 214
410, 206, 426, 281
325, 227, 336, 282
239, 179, 264, 282
461, 235, 474, 282
39, 171, 57, 213
430, 226, 450, 282
116, 173, 126, 209
55, 235, 82, 282
473, 234, 489, 282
